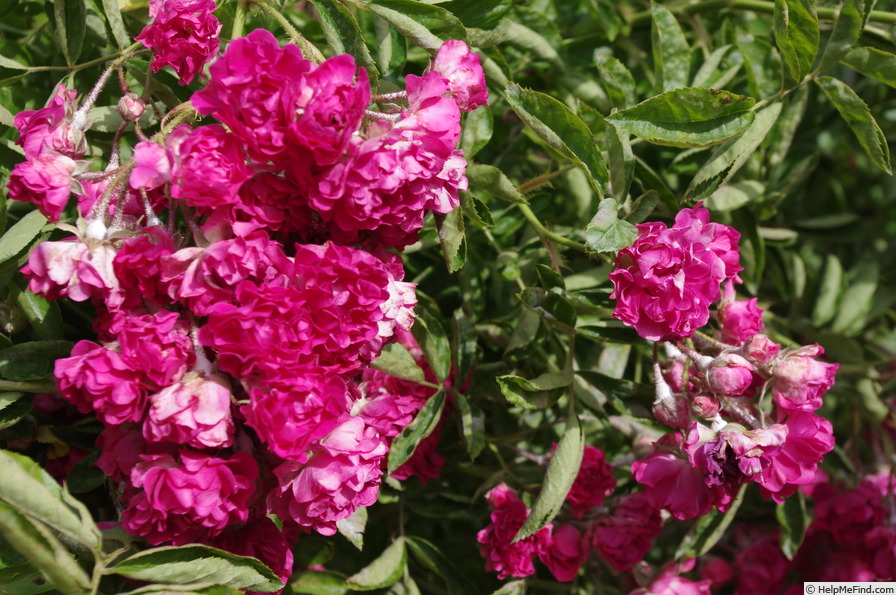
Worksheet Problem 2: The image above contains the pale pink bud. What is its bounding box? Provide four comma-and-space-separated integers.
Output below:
117, 93, 146, 121
707, 353, 755, 396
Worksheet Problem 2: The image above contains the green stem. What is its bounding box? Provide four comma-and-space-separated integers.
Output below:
26, 42, 145, 73
517, 202, 589, 253
630, 0, 896, 27
518, 165, 575, 194
232, 0, 248, 40
254, 0, 325, 64
0, 379, 58, 393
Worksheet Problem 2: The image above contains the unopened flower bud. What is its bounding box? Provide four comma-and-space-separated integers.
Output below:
741, 334, 780, 366
707, 353, 755, 396
691, 394, 720, 419
117, 93, 145, 121
653, 394, 690, 428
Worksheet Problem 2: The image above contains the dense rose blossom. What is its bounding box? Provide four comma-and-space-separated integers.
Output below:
358, 368, 434, 439
566, 445, 616, 517
213, 172, 313, 237
14, 85, 84, 159
55, 340, 147, 426
698, 557, 734, 590
866, 526, 896, 579
192, 29, 310, 161
162, 233, 292, 316
144, 372, 234, 449
95, 424, 148, 481
6, 153, 78, 221
610, 206, 742, 342
135, 0, 221, 85
732, 529, 790, 595
123, 451, 258, 545
130, 142, 171, 190
814, 472, 890, 545
267, 416, 387, 536
206, 516, 294, 586
539, 524, 589, 582
477, 483, 551, 579
592, 492, 662, 571
169, 125, 252, 210
113, 227, 177, 307
115, 310, 194, 391
717, 282, 764, 345
427, 40, 489, 112
284, 54, 370, 166
632, 560, 712, 595
242, 376, 356, 461
23, 237, 119, 303
632, 433, 735, 520
770, 345, 838, 413
755, 412, 835, 502
685, 423, 786, 489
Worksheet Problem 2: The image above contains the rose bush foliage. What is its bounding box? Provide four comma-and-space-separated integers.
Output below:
0, 0, 895, 593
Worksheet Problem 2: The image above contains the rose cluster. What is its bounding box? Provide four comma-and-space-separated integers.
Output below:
6, 5, 486, 583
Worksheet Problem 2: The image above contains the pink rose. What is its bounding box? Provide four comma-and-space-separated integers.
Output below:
717, 282, 764, 345
23, 238, 119, 303
706, 353, 755, 396
427, 40, 489, 112
169, 125, 251, 211
771, 345, 838, 413
6, 153, 77, 221
476, 483, 551, 579
130, 141, 171, 190
14, 85, 84, 159
566, 445, 617, 517
755, 412, 835, 502
592, 492, 662, 572
144, 372, 235, 449
135, 0, 221, 85
539, 524, 589, 582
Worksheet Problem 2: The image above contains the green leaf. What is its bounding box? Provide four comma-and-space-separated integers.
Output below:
676, 484, 746, 559
460, 191, 495, 228
504, 308, 543, 361
309, 0, 379, 80
0, 56, 28, 71
435, 208, 466, 274
99, 0, 130, 50
815, 75, 892, 174
455, 393, 485, 460
584, 198, 638, 253
811, 254, 843, 327
606, 125, 633, 201
818, 0, 872, 73
374, 16, 407, 77
606, 87, 756, 148
842, 46, 896, 89
765, 84, 809, 169
501, 22, 562, 69
575, 370, 650, 416
518, 287, 577, 333
513, 412, 584, 542
366, 0, 467, 53
16, 291, 64, 341
736, 32, 782, 99
0, 341, 73, 381
450, 309, 478, 387
685, 102, 783, 201
692, 44, 733, 88
120, 583, 243, 595
776, 492, 810, 559
405, 537, 477, 595
466, 164, 525, 204
0, 502, 91, 595
290, 570, 349, 595
831, 258, 878, 335
504, 83, 608, 196
595, 54, 636, 109
336, 506, 367, 552
0, 211, 48, 268
703, 180, 765, 212
439, 0, 511, 30
411, 299, 451, 383
731, 210, 765, 294
65, 450, 105, 495
490, 581, 526, 595
53, 0, 87, 66
370, 343, 426, 383
110, 545, 283, 592
625, 190, 661, 223
774, 0, 819, 88
0, 562, 55, 594
497, 371, 572, 410
345, 537, 406, 591
0, 392, 32, 429
460, 106, 493, 160
0, 450, 101, 550
387, 391, 446, 474
651, 1, 690, 92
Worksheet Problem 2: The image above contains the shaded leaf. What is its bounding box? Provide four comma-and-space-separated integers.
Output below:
0, 211, 48, 268
818, 0, 872, 73
606, 88, 756, 148
685, 102, 782, 201
99, 0, 130, 49
606, 125, 634, 201
505, 83, 608, 196
692, 45, 733, 88
436, 208, 466, 273
595, 54, 636, 109
366, 0, 467, 53
405, 536, 478, 595
584, 198, 638, 253
411, 299, 451, 383
371, 343, 426, 383
776, 492, 809, 559
460, 191, 495, 228
121, 584, 243, 595
291, 570, 349, 595
497, 372, 572, 410
842, 46, 896, 89
336, 506, 367, 552
310, 0, 379, 80
16, 291, 64, 341
513, 412, 584, 541
831, 258, 878, 335
387, 391, 446, 474
460, 106, 493, 160
774, 0, 819, 88
0, 341, 73, 381
466, 164, 526, 203
455, 393, 485, 460
0, 392, 32, 429
815, 75, 892, 174
811, 254, 843, 327
737, 32, 782, 99
110, 545, 283, 592
651, 1, 690, 92
53, 0, 87, 66
519, 287, 577, 332
345, 537, 406, 591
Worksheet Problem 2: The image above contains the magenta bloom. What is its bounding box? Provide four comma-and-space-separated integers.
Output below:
7, 153, 77, 221
706, 353, 755, 396
566, 445, 617, 518
23, 238, 119, 303
267, 416, 387, 536
717, 282, 764, 345
130, 141, 171, 190
771, 345, 838, 413
144, 372, 235, 449
592, 492, 663, 572
169, 125, 251, 210
14, 85, 84, 159
755, 411, 835, 502
113, 226, 177, 307
123, 451, 258, 545
55, 341, 147, 426
115, 310, 195, 391
538, 524, 589, 582
609, 206, 742, 342
192, 28, 310, 161
95, 424, 148, 482
476, 483, 551, 579
136, 0, 221, 85
427, 40, 489, 112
